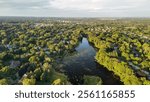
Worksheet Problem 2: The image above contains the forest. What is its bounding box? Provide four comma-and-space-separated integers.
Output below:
0, 17, 150, 85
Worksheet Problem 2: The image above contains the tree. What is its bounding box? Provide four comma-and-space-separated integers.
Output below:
43, 62, 52, 72
0, 78, 10, 85
29, 56, 39, 64
52, 79, 61, 85
22, 78, 36, 85
34, 68, 42, 80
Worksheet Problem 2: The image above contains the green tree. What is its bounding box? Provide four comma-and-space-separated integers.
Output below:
22, 78, 36, 85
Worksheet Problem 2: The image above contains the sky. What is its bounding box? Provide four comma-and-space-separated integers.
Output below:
0, 0, 150, 17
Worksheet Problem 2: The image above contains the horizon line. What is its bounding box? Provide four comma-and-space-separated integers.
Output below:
0, 16, 150, 18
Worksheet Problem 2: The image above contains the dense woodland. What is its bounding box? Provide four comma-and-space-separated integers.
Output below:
0, 17, 150, 85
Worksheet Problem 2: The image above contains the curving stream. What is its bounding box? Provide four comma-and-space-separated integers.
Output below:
57, 37, 123, 85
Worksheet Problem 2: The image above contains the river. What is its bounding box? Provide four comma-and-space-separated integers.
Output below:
57, 37, 123, 85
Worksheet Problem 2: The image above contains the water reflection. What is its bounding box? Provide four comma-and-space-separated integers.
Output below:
58, 37, 123, 85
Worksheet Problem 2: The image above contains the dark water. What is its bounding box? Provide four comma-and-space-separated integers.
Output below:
57, 37, 123, 85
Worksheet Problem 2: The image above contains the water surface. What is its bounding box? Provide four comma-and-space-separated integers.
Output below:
57, 37, 123, 85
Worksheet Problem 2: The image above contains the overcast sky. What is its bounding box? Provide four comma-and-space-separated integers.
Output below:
0, 0, 149, 17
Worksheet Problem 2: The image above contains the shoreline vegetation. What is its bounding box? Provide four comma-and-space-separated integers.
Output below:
87, 32, 150, 85
0, 17, 150, 85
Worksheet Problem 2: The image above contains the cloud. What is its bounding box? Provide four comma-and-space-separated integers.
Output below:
49, 0, 103, 11
0, 0, 50, 9
0, 0, 149, 17
49, 0, 149, 12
